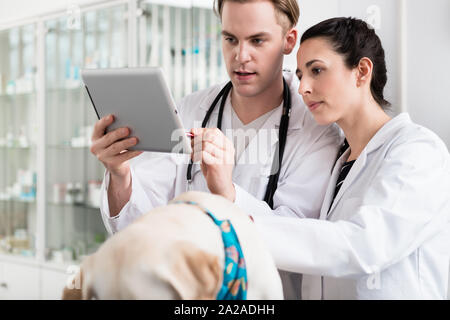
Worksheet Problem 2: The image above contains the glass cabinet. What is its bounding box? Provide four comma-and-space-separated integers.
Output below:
0, 25, 38, 258
137, 0, 227, 101
0, 0, 226, 267
44, 4, 128, 264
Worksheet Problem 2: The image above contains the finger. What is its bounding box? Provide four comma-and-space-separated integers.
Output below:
202, 128, 231, 150
101, 137, 139, 158
191, 128, 206, 137
200, 150, 220, 166
192, 143, 203, 163
192, 138, 225, 164
105, 150, 143, 168
93, 127, 131, 152
202, 140, 225, 160
92, 114, 114, 140
197, 142, 234, 166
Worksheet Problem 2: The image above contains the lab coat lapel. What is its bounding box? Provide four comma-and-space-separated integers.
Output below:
319, 150, 348, 220
327, 149, 368, 218
325, 114, 409, 218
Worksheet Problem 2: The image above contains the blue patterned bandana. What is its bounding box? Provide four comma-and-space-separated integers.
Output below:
171, 200, 248, 300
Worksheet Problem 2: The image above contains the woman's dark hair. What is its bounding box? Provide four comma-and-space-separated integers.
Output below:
301, 17, 390, 108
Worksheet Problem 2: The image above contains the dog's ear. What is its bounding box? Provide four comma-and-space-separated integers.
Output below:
158, 242, 222, 300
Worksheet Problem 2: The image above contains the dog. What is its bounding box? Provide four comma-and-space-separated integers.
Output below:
62, 191, 283, 299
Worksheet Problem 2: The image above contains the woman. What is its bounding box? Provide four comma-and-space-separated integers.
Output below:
251, 17, 450, 299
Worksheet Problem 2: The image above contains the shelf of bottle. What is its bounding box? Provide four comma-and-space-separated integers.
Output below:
0, 145, 36, 150
0, 199, 100, 210
0, 91, 36, 98
46, 86, 84, 93
0, 198, 36, 204
47, 201, 100, 210
47, 144, 90, 149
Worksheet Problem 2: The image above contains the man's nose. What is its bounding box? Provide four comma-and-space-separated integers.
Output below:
235, 43, 251, 64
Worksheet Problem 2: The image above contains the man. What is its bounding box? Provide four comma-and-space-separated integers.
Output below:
90, 0, 342, 299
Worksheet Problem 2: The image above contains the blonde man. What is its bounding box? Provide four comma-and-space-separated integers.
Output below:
90, 0, 342, 299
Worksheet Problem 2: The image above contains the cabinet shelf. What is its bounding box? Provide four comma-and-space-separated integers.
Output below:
46, 86, 83, 93
0, 0, 228, 299
0, 146, 36, 150
47, 201, 100, 210
47, 145, 90, 149
0, 198, 36, 204
0, 92, 36, 98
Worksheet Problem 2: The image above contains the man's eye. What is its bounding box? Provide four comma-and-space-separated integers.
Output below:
225, 37, 236, 43
252, 39, 263, 45
312, 67, 322, 75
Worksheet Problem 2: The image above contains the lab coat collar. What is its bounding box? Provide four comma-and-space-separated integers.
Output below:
364, 113, 411, 153
198, 70, 304, 131
322, 112, 412, 219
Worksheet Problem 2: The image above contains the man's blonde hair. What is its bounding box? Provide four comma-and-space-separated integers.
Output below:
213, 0, 300, 31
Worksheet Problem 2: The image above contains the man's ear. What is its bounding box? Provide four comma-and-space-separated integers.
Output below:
283, 27, 298, 55
356, 57, 373, 87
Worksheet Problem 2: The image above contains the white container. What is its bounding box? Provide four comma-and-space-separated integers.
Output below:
53, 183, 65, 204
65, 183, 74, 204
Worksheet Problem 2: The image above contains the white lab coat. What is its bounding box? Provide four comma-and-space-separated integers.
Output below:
254, 113, 450, 299
99, 71, 342, 299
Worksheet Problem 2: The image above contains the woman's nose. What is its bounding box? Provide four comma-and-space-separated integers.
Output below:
298, 77, 312, 96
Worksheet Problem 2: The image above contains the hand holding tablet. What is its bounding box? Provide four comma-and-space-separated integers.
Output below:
81, 67, 192, 155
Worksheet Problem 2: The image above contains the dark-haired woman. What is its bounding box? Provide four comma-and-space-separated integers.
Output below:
251, 17, 450, 299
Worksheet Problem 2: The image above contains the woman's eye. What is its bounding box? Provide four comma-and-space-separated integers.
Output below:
312, 67, 322, 75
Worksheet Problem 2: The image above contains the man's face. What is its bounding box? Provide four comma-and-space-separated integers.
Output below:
221, 0, 288, 98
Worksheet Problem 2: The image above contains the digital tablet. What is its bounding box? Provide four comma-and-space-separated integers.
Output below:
81, 67, 192, 154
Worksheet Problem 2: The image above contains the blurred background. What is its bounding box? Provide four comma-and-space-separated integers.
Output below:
0, 0, 448, 299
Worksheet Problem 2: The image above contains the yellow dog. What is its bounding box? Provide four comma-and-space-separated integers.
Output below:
62, 191, 282, 299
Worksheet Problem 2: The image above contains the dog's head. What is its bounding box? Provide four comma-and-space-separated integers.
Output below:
62, 240, 222, 300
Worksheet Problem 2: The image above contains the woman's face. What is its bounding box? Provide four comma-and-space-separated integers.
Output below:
296, 37, 360, 125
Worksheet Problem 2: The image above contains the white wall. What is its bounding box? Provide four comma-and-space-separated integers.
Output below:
406, 0, 450, 149
284, 0, 401, 115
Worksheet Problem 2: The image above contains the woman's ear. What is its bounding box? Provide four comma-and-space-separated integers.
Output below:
283, 28, 298, 55
356, 57, 374, 87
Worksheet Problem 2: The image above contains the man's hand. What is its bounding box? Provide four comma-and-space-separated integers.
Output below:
90, 114, 142, 179
191, 128, 236, 202
90, 114, 143, 216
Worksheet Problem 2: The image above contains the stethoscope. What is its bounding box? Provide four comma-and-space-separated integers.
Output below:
186, 77, 292, 209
